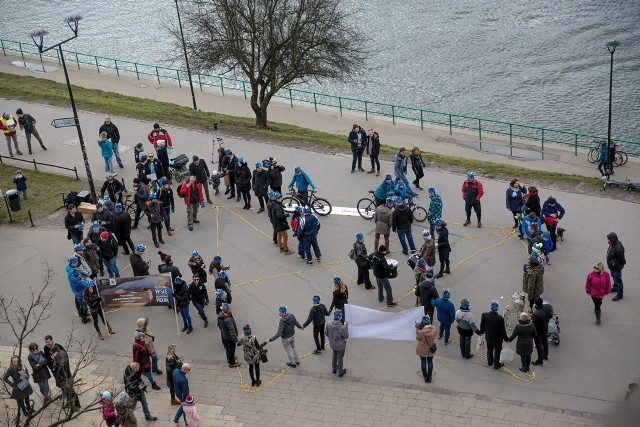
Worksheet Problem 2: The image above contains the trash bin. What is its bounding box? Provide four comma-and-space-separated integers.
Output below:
6, 190, 21, 212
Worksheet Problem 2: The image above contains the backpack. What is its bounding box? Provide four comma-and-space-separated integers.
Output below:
64, 191, 79, 206
177, 182, 186, 198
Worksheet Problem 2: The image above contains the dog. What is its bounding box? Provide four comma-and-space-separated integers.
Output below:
503, 291, 529, 330
557, 227, 565, 242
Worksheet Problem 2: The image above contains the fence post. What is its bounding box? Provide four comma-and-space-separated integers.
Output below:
420, 110, 424, 130
219, 77, 224, 95
338, 97, 342, 116
55, 48, 61, 66
0, 39, 5, 56
574, 134, 578, 156
365, 101, 368, 121
19, 42, 24, 62
32, 159, 38, 171
509, 123, 513, 156
478, 118, 482, 140
155, 67, 160, 84
115, 60, 119, 76
75, 52, 80, 70
95, 56, 100, 73
195, 73, 201, 91
541, 129, 544, 159
242, 81, 247, 99
313, 93, 317, 112
392, 105, 395, 125
448, 115, 452, 135
176, 70, 181, 88
74, 166, 79, 180
289, 88, 293, 108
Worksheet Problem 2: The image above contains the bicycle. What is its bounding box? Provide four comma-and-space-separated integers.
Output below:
587, 142, 628, 166
357, 193, 427, 222
282, 189, 332, 216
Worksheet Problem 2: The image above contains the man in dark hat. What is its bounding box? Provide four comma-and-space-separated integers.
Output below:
479, 301, 509, 369
188, 155, 212, 203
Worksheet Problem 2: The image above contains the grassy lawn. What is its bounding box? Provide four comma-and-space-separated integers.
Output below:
0, 164, 83, 225
0, 72, 602, 188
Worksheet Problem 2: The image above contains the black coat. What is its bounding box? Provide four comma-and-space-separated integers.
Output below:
3, 364, 33, 399
113, 211, 132, 239
532, 305, 553, 335
252, 169, 270, 197
28, 351, 51, 383
392, 205, 413, 230
99, 122, 120, 144
271, 203, 290, 232
235, 165, 252, 191
366, 132, 380, 156
369, 251, 390, 279
329, 287, 349, 312
65, 211, 85, 241
606, 235, 626, 272
415, 280, 439, 309
130, 253, 149, 276
188, 282, 209, 304
173, 283, 190, 308
479, 311, 508, 346
268, 164, 286, 187
508, 320, 537, 356
98, 235, 119, 260
189, 160, 210, 184
303, 303, 330, 327
123, 365, 144, 398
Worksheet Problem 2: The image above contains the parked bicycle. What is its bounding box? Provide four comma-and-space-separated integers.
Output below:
357, 192, 427, 222
282, 189, 332, 216
587, 141, 628, 166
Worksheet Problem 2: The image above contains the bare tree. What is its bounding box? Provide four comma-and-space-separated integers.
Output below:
173, 0, 367, 128
0, 266, 108, 426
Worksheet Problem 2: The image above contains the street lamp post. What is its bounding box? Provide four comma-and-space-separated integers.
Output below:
30, 16, 98, 203
175, 0, 198, 110
606, 40, 620, 175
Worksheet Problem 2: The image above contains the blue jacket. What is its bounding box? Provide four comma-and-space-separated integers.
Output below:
393, 153, 407, 179
373, 180, 395, 200
65, 265, 92, 300
433, 297, 455, 326
98, 138, 113, 159
505, 186, 526, 212
598, 145, 609, 163
541, 201, 565, 220
394, 181, 415, 200
521, 216, 542, 239
302, 214, 320, 236
173, 368, 189, 400
288, 171, 315, 192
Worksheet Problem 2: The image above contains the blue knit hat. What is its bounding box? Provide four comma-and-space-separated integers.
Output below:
158, 177, 166, 187
225, 149, 232, 155
243, 324, 252, 334
333, 277, 341, 285
278, 306, 287, 315
417, 258, 427, 267
173, 277, 184, 285
115, 203, 123, 213
442, 290, 451, 299
312, 295, 320, 303
491, 301, 499, 312
421, 315, 431, 325
466, 171, 475, 179
215, 289, 225, 298
385, 198, 394, 206
422, 230, 431, 239
68, 257, 79, 265
334, 310, 343, 320
294, 166, 302, 175
148, 192, 157, 199
135, 245, 146, 253
435, 219, 444, 227
237, 157, 245, 164
92, 221, 101, 228
356, 233, 364, 241
192, 250, 199, 257
71, 268, 81, 277
460, 298, 470, 310
213, 256, 221, 263
302, 206, 311, 214
384, 173, 393, 181
255, 161, 262, 168
219, 271, 227, 279
221, 303, 231, 313
73, 244, 83, 252
427, 187, 436, 194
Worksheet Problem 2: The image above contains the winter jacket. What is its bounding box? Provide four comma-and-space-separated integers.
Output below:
0, 114, 18, 136
606, 233, 626, 272
506, 185, 527, 212
134, 183, 148, 209
585, 271, 612, 298
369, 251, 391, 279
99, 122, 120, 145
410, 150, 425, 174
524, 191, 541, 217
17, 113, 37, 131
93, 208, 114, 232
124, 365, 145, 398
65, 265, 91, 299
135, 317, 156, 354
532, 304, 553, 336
145, 159, 166, 180
178, 181, 204, 206
235, 164, 252, 191
13, 175, 27, 192
270, 313, 302, 340
509, 319, 537, 356
85, 292, 104, 315
3, 364, 33, 400
392, 204, 413, 230
353, 241, 369, 268
521, 216, 542, 239
51, 348, 73, 389
393, 152, 407, 179
325, 320, 349, 351
366, 132, 380, 156
427, 195, 443, 224
113, 211, 132, 239
99, 398, 119, 426
288, 171, 315, 192
173, 282, 190, 308
522, 264, 544, 300
455, 309, 479, 336
373, 181, 395, 201
165, 354, 182, 388
82, 246, 101, 277
172, 368, 189, 401
98, 138, 114, 159
136, 161, 152, 185
158, 187, 175, 211
418, 239, 436, 266
394, 181, 415, 200
74, 254, 93, 278
130, 253, 149, 277
267, 164, 285, 188
188, 160, 211, 184
183, 403, 201, 427
101, 179, 124, 202
478, 311, 508, 346
147, 127, 173, 150
461, 180, 484, 204
433, 298, 455, 326
415, 279, 439, 309
238, 336, 266, 364
303, 303, 330, 328
65, 211, 85, 241
252, 168, 270, 197
145, 200, 163, 224
541, 200, 565, 225
189, 281, 209, 305
132, 339, 152, 373
159, 263, 182, 284
437, 227, 451, 258
329, 287, 349, 312
348, 128, 367, 151
374, 205, 393, 234
218, 312, 239, 342
415, 325, 437, 357
271, 202, 290, 232
302, 214, 320, 237
27, 351, 51, 383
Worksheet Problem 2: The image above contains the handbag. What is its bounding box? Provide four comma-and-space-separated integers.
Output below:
347, 248, 356, 260
476, 335, 486, 350
260, 348, 268, 363
17, 379, 30, 391
429, 341, 437, 353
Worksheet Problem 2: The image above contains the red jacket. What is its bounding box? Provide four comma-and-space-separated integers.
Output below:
461, 180, 484, 203
147, 128, 173, 150
178, 181, 204, 205
132, 339, 151, 373
585, 271, 611, 298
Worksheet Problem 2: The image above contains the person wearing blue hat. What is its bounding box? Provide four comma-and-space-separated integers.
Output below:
208, 255, 229, 279
65, 259, 92, 324
435, 219, 452, 278
287, 166, 316, 206
373, 173, 396, 206
352, 233, 373, 289
130, 245, 150, 277
271, 192, 295, 255
479, 300, 509, 369
426, 188, 443, 237
432, 289, 455, 344
303, 295, 330, 354
81, 237, 101, 278
158, 177, 175, 236
252, 160, 270, 213
415, 267, 439, 320
112, 202, 135, 255
237, 324, 268, 386
188, 155, 212, 204
266, 158, 285, 195
372, 196, 393, 253
188, 273, 209, 328
218, 303, 240, 367
418, 229, 436, 268
369, 245, 397, 306
455, 298, 481, 359
145, 191, 165, 248
187, 251, 208, 284
523, 254, 545, 309
462, 171, 484, 228
214, 271, 232, 304
72, 244, 93, 279
214, 288, 228, 315
235, 157, 252, 209
415, 314, 436, 383
392, 191, 416, 255
329, 278, 349, 320
173, 277, 193, 334
268, 306, 304, 368
221, 149, 237, 197
301, 205, 321, 265
325, 310, 349, 377
177, 175, 205, 231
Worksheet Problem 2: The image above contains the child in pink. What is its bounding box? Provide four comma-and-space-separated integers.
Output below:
183, 394, 200, 426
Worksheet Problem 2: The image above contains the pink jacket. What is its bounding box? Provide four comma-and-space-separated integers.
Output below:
585, 271, 611, 298
183, 404, 200, 427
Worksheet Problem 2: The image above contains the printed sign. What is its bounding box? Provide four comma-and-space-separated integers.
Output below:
96, 274, 172, 308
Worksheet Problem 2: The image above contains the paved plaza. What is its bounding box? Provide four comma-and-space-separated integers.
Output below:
0, 57, 638, 426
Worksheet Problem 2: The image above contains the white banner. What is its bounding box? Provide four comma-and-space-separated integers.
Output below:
344, 304, 424, 341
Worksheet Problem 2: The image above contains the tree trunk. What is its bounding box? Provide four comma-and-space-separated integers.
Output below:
254, 107, 268, 128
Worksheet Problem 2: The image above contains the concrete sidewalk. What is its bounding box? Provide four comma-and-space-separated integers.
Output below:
1, 53, 638, 183
0, 345, 601, 427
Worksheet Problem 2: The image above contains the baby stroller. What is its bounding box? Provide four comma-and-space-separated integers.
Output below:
534, 299, 560, 345
169, 154, 190, 183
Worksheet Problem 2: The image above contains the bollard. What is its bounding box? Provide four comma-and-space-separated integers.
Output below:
28, 210, 34, 227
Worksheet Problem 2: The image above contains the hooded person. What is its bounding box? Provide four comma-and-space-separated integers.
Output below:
415, 315, 437, 383
268, 306, 304, 368
135, 318, 162, 375
325, 310, 349, 377
478, 300, 509, 369
415, 269, 439, 320
418, 229, 436, 267
508, 312, 537, 373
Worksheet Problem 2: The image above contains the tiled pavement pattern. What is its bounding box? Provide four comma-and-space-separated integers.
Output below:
0, 346, 601, 426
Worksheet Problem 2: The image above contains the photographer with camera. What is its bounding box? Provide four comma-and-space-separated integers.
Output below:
267, 157, 286, 194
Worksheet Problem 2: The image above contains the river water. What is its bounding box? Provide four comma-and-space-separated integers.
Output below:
2, 0, 639, 141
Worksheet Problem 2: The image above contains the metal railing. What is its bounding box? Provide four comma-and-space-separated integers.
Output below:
0, 154, 79, 178
2, 37, 638, 157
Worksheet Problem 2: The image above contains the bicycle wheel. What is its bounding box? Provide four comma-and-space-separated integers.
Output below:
357, 198, 376, 220
619, 150, 629, 165
281, 196, 301, 213
412, 206, 428, 222
587, 148, 599, 163
614, 151, 624, 167
311, 197, 332, 216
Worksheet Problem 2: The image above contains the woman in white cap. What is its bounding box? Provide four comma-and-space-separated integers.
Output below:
508, 312, 537, 373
